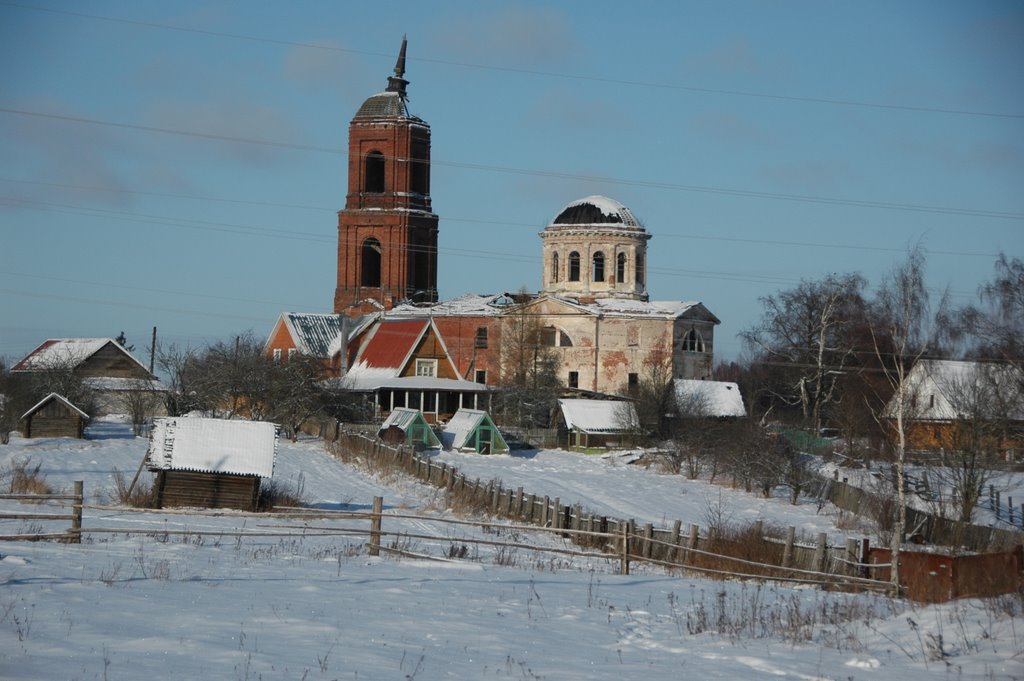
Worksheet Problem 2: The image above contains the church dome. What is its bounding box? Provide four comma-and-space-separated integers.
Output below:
547, 195, 645, 232
354, 91, 413, 119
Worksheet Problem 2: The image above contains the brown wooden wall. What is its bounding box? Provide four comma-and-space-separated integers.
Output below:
21, 400, 85, 439
79, 342, 151, 379
155, 471, 260, 511
870, 546, 1023, 602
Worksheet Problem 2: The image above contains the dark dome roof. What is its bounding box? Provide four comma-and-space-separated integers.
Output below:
548, 196, 644, 231
354, 91, 421, 120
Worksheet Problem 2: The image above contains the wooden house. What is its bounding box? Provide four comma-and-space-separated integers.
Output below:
19, 393, 88, 439
555, 398, 639, 449
12, 338, 164, 415
146, 417, 278, 511
341, 318, 491, 422
441, 408, 508, 454
883, 359, 1024, 457
378, 407, 441, 449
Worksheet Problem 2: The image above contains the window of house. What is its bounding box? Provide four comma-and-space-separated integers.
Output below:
287, 348, 296, 360
551, 252, 560, 283
592, 251, 605, 283
617, 252, 626, 283
568, 371, 579, 389
415, 359, 437, 377
361, 237, 382, 287
364, 151, 385, 193
568, 251, 581, 282
272, 348, 282, 361
683, 329, 705, 353
475, 370, 487, 384
628, 372, 639, 391
475, 327, 488, 349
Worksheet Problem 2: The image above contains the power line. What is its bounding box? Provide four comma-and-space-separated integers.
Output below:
2, 111, 1022, 222
3, 1, 1021, 120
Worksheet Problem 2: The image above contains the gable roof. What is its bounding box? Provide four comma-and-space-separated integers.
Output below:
147, 417, 278, 477
558, 399, 638, 433
21, 393, 89, 420
442, 408, 509, 453
270, 313, 347, 358
353, 318, 430, 372
379, 407, 441, 448
13, 338, 151, 374
673, 380, 746, 418
888, 359, 1024, 421
516, 295, 718, 323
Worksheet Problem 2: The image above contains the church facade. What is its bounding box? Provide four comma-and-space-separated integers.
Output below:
273, 37, 719, 412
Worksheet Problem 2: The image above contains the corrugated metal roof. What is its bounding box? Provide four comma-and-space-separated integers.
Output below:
558, 399, 638, 433
13, 339, 111, 371
147, 417, 278, 477
356, 319, 427, 370
285, 313, 346, 357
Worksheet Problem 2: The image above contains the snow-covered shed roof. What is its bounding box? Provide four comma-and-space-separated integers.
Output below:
387, 292, 522, 318
147, 417, 278, 478
21, 393, 89, 420
441, 409, 509, 453
12, 338, 150, 374
558, 399, 639, 434
673, 380, 746, 418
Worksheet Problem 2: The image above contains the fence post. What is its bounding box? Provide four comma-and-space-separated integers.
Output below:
813, 532, 828, 573
643, 523, 654, 559
995, 491, 1002, 520
1009, 497, 1015, 525
686, 524, 699, 565
619, 522, 630, 575
845, 538, 858, 576
527, 494, 536, 522
669, 519, 682, 563
71, 480, 83, 544
369, 496, 383, 557
515, 487, 524, 517
782, 526, 795, 568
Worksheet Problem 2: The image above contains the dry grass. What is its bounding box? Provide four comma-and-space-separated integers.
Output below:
111, 468, 159, 508
1, 458, 53, 495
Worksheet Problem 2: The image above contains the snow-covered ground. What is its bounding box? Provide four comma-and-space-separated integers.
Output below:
1, 419, 1021, 680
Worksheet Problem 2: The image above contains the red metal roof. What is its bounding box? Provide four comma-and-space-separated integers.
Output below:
357, 319, 427, 370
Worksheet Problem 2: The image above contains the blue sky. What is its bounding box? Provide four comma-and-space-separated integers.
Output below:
2, 0, 1022, 366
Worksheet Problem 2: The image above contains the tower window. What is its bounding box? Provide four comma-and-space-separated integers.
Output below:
475, 326, 488, 348
635, 252, 645, 287
361, 237, 382, 287
683, 329, 705, 353
364, 151, 385, 193
551, 252, 560, 284
617, 253, 627, 283
568, 251, 581, 282
410, 142, 428, 195
592, 251, 605, 283
568, 371, 579, 389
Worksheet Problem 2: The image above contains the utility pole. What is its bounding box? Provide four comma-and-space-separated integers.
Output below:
149, 326, 157, 374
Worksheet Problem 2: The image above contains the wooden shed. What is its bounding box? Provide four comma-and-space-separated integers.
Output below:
441, 409, 509, 454
146, 417, 278, 511
556, 399, 639, 450
19, 393, 88, 439
378, 407, 441, 450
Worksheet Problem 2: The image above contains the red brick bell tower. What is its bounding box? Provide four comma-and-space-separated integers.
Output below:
334, 36, 439, 315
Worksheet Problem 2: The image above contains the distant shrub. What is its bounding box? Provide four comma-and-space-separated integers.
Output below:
111, 468, 158, 508
257, 479, 306, 512
1, 457, 52, 495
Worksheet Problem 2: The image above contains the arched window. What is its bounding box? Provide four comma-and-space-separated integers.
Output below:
683, 329, 705, 353
592, 251, 605, 283
361, 237, 382, 287
568, 251, 581, 282
635, 252, 645, 287
541, 326, 573, 347
616, 252, 627, 283
364, 151, 385, 193
551, 252, 560, 283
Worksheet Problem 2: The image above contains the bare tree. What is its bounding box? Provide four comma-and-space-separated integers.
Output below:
496, 292, 561, 428
120, 378, 159, 436
869, 245, 946, 591
742, 273, 867, 434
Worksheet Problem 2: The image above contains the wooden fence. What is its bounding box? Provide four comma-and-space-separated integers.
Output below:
0, 480, 83, 543
813, 472, 1023, 551
329, 433, 888, 591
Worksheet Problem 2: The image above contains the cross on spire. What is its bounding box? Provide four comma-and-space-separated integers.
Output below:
386, 34, 409, 98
